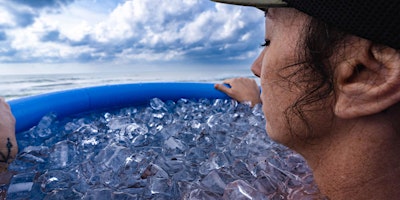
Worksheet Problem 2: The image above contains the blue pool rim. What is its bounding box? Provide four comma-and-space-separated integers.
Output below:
8, 82, 230, 133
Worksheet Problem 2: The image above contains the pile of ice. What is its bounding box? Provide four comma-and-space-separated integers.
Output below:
7, 98, 325, 199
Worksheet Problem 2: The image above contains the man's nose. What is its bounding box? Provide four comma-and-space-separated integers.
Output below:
251, 50, 264, 77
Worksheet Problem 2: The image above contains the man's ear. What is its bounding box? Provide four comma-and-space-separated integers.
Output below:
334, 41, 400, 119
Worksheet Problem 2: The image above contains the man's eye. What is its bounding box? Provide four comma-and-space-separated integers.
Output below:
260, 39, 270, 47
264, 9, 269, 17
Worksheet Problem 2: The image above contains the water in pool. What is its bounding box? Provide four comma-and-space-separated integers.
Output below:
5, 98, 325, 199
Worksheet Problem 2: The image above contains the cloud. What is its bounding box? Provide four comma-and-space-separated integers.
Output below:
0, 31, 6, 41
13, 0, 75, 9
0, 3, 37, 28
0, 0, 264, 66
88, 0, 263, 63
41, 30, 61, 42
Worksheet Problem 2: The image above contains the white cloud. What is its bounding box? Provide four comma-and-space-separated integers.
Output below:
116, 48, 185, 63
92, 0, 203, 43
0, 7, 16, 27
8, 19, 94, 62
32, 1, 109, 41
0, 2, 37, 28
0, 0, 264, 64
93, 1, 137, 43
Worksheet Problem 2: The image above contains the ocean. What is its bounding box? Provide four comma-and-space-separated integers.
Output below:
0, 65, 255, 101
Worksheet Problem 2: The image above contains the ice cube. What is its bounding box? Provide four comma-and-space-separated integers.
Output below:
48, 141, 77, 170
141, 164, 171, 195
150, 98, 168, 111
83, 188, 112, 200
6, 172, 37, 199
94, 143, 131, 172
187, 188, 221, 200
126, 123, 148, 136
164, 137, 185, 151
200, 170, 226, 195
35, 113, 57, 138
38, 170, 74, 193
223, 180, 268, 200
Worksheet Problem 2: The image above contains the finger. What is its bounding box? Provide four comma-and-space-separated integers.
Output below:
222, 79, 232, 85
0, 97, 6, 107
0, 97, 11, 110
214, 83, 231, 94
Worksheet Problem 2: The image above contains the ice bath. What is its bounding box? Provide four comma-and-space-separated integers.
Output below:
5, 97, 324, 199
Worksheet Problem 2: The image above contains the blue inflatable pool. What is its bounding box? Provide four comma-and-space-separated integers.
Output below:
8, 82, 230, 133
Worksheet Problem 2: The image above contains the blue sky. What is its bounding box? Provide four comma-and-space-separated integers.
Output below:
0, 0, 264, 74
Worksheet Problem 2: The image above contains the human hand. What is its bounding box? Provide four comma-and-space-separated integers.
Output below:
0, 97, 17, 172
214, 77, 261, 107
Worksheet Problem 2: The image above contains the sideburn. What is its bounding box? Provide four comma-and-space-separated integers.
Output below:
280, 17, 347, 143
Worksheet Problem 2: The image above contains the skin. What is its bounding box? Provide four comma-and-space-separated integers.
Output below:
0, 97, 16, 199
248, 8, 400, 199
252, 9, 315, 145
214, 77, 261, 107
0, 97, 17, 172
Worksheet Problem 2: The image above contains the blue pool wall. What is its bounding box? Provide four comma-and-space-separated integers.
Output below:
8, 82, 230, 133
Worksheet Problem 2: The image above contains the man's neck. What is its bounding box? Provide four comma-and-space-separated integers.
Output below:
297, 115, 400, 199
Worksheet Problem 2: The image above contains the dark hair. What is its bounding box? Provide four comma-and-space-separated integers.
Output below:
280, 17, 348, 140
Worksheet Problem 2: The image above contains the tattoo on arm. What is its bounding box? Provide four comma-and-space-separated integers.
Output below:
0, 138, 13, 163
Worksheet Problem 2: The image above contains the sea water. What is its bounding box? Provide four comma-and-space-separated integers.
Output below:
0, 65, 255, 100
5, 98, 326, 199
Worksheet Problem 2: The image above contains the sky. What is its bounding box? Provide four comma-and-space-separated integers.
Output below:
0, 0, 264, 74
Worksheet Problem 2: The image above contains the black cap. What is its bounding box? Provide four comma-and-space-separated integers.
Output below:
212, 0, 400, 49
